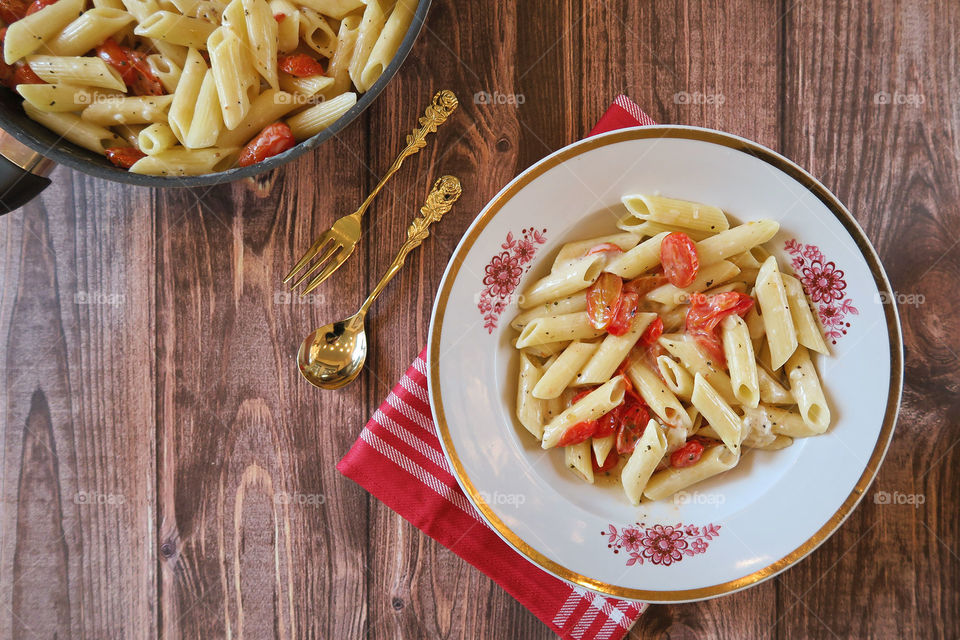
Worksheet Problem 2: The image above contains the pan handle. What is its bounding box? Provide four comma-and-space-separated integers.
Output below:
0, 130, 54, 215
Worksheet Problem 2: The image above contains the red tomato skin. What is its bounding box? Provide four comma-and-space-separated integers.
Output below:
615, 401, 649, 454
690, 328, 726, 367
606, 290, 640, 336
686, 291, 754, 333
105, 147, 146, 169
11, 63, 44, 86
670, 440, 706, 468
273, 12, 285, 21
639, 316, 664, 346
25, 0, 55, 15
623, 273, 667, 297
660, 232, 700, 287
593, 406, 620, 438
592, 449, 619, 473
586, 272, 623, 330
96, 39, 163, 95
278, 53, 325, 77
238, 122, 296, 167
557, 420, 596, 447
0, 0, 27, 24
585, 242, 624, 258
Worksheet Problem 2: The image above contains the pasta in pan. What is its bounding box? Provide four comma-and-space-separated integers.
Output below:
510, 194, 834, 504
0, 0, 416, 174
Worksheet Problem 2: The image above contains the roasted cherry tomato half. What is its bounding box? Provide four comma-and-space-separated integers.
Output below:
615, 400, 649, 455
238, 122, 297, 167
586, 272, 623, 330
592, 448, 619, 473
606, 290, 640, 336
660, 232, 700, 287
670, 439, 706, 468
278, 53, 325, 77
105, 147, 146, 169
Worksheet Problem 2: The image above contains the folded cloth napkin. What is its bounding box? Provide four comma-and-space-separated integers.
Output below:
338, 95, 656, 640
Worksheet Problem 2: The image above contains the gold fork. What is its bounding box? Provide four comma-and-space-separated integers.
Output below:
284, 89, 459, 295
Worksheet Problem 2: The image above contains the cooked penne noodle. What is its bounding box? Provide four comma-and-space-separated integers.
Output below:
552, 232, 640, 269
348, 0, 390, 92
656, 355, 694, 400
764, 404, 821, 438
603, 232, 669, 278
4, 0, 86, 63
621, 194, 730, 233
135, 11, 218, 48
691, 373, 742, 454
616, 219, 713, 241
721, 314, 760, 408
541, 377, 626, 449
781, 273, 830, 355
16, 84, 123, 113
658, 333, 737, 405
270, 0, 301, 52
128, 146, 238, 175
515, 312, 606, 348
756, 256, 799, 369
621, 420, 667, 505
295, 0, 363, 18
510, 293, 587, 331
696, 220, 780, 266
519, 340, 570, 359
518, 255, 604, 309
298, 7, 338, 57
322, 8, 361, 97
168, 47, 206, 144
138, 122, 178, 154
217, 88, 300, 147
26, 56, 127, 91
120, 0, 159, 21
565, 441, 594, 483
757, 365, 793, 404
44, 9, 136, 57
81, 94, 173, 125
207, 26, 259, 130
626, 360, 692, 430
359, 0, 415, 90
533, 341, 600, 399
516, 353, 544, 440
576, 312, 656, 385
785, 346, 830, 434
279, 72, 334, 97
240, 0, 280, 89
184, 70, 222, 148
146, 54, 182, 93
643, 444, 739, 501
23, 103, 126, 154
286, 91, 357, 140
592, 434, 615, 469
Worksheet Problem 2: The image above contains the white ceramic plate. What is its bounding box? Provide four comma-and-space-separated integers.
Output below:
427, 126, 902, 603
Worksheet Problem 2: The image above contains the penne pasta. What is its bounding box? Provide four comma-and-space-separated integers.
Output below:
541, 376, 626, 449
359, 0, 415, 90
44, 8, 136, 57
756, 256, 798, 369
721, 314, 760, 408
691, 373, 743, 454
25, 56, 127, 91
532, 341, 600, 399
24, 102, 126, 154
286, 91, 357, 140
516, 353, 544, 440
643, 444, 739, 502
781, 273, 830, 355
603, 232, 669, 279
621, 194, 730, 233
515, 312, 606, 348
626, 360, 692, 430
4, 0, 86, 63
138, 122, 178, 154
134, 11, 218, 49
785, 346, 830, 434
576, 312, 656, 385
621, 420, 667, 505
696, 220, 780, 266
656, 355, 694, 400
565, 441, 594, 483
510, 293, 587, 331
16, 84, 123, 113
128, 146, 238, 175
348, 0, 390, 92
518, 255, 604, 309
207, 26, 259, 130
81, 94, 173, 125
552, 232, 640, 269
646, 260, 740, 306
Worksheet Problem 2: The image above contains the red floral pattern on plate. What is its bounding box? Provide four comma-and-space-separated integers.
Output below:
602, 522, 721, 566
784, 239, 858, 345
477, 227, 548, 333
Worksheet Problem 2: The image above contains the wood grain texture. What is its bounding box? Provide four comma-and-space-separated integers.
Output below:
0, 1, 957, 639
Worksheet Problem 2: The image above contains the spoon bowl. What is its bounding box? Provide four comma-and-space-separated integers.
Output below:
298, 314, 368, 389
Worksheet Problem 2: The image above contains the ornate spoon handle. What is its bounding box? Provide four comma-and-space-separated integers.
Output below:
358, 176, 463, 317
356, 90, 459, 219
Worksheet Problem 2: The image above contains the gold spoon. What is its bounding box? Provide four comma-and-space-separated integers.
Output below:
297, 175, 463, 389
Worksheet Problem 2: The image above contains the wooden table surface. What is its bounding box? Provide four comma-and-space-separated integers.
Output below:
1, 1, 957, 638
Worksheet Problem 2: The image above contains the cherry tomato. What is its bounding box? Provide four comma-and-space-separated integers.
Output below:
0, 0, 27, 24
278, 53, 325, 77
586, 272, 623, 330
623, 273, 667, 297
670, 439, 705, 468
606, 290, 640, 336
238, 122, 296, 167
660, 232, 700, 287
616, 401, 649, 454
557, 421, 597, 446
690, 327, 726, 367
592, 448, 619, 473
584, 242, 624, 261
96, 38, 163, 96
105, 147, 146, 169
639, 316, 663, 346
593, 404, 620, 438
12, 62, 43, 86
685, 291, 755, 333
273, 12, 286, 21
24, 0, 56, 15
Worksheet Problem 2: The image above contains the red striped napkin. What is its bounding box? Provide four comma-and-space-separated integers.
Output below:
338, 96, 655, 640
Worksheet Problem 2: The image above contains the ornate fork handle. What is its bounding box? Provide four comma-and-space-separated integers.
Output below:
357, 90, 459, 218
358, 176, 462, 317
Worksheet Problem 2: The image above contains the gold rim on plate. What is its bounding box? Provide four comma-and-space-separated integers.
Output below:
428, 126, 903, 602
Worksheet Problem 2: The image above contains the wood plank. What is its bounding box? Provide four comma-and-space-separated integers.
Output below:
778, 1, 960, 637
155, 128, 371, 637
0, 170, 157, 638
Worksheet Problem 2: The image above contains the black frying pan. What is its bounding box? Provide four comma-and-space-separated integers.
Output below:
0, 0, 432, 214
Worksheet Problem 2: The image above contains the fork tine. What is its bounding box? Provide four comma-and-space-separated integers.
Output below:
283, 233, 334, 283
290, 241, 340, 289
299, 245, 355, 296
